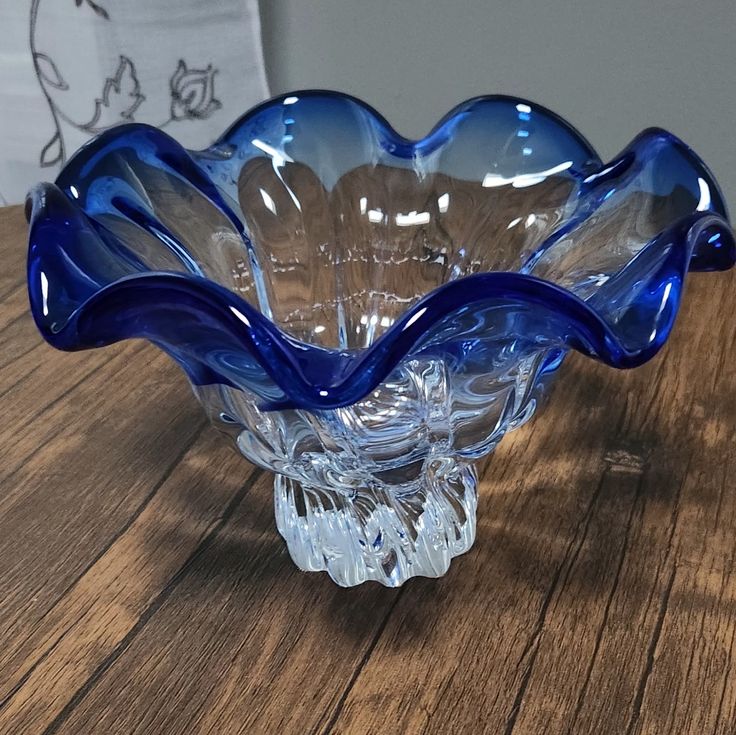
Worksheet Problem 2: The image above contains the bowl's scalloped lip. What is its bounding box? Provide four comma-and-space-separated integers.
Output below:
54, 89, 728, 222
27, 91, 736, 410
211, 89, 602, 162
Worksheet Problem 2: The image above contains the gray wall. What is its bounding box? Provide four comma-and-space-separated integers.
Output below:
260, 0, 736, 208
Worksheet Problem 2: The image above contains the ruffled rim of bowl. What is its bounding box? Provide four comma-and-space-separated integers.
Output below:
26, 91, 735, 410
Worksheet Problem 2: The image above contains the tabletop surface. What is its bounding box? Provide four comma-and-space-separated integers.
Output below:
1, 203, 736, 734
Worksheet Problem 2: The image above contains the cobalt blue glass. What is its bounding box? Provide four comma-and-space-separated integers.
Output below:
27, 91, 735, 586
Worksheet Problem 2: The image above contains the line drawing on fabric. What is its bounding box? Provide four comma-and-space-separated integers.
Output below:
30, 0, 223, 167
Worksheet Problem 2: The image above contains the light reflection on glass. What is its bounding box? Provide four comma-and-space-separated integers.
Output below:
697, 177, 712, 211
229, 305, 251, 327
259, 188, 277, 214
40, 271, 49, 316
395, 211, 430, 226
482, 160, 573, 189
251, 138, 293, 168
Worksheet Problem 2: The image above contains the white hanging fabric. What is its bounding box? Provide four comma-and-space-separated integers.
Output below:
0, 0, 269, 204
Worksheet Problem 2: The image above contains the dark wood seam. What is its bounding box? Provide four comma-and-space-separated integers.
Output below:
0, 281, 26, 306
422, 662, 464, 725
663, 449, 690, 558
502, 468, 609, 735
713, 589, 736, 732
0, 340, 41, 374
0, 618, 80, 711
0, 344, 147, 497
0, 419, 209, 713
40, 421, 210, 624
713, 467, 728, 533
710, 541, 736, 734
0, 361, 40, 401
29, 342, 148, 424
616, 447, 690, 735
512, 468, 608, 677
565, 470, 646, 734
318, 588, 405, 735
0, 310, 31, 337
177, 507, 298, 734
624, 564, 677, 735
52, 419, 210, 602
40, 468, 264, 735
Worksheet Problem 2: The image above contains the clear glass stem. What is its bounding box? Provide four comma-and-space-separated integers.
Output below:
274, 458, 478, 587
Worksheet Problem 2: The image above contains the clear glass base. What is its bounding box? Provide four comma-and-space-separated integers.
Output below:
274, 458, 478, 587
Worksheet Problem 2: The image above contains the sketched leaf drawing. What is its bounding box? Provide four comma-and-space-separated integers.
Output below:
85, 56, 145, 131
74, 0, 110, 19
34, 53, 69, 90
40, 132, 63, 167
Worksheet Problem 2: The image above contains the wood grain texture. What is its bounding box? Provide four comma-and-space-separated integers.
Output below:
1, 204, 735, 734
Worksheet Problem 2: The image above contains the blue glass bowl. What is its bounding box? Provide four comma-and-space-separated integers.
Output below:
27, 91, 735, 586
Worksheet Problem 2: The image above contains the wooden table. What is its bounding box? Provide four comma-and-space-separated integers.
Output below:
1, 202, 735, 734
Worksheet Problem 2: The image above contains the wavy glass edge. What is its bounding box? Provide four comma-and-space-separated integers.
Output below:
26, 91, 735, 411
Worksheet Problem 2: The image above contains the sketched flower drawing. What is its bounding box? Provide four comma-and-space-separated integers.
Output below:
169, 60, 222, 121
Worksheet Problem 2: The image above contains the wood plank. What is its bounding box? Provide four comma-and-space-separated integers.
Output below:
622, 375, 736, 734
0, 349, 208, 699
43, 472, 400, 735
0, 257, 40, 372
0, 312, 42, 378
0, 206, 27, 297
508, 279, 736, 735
0, 430, 259, 734
0, 343, 145, 491
0, 283, 29, 332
